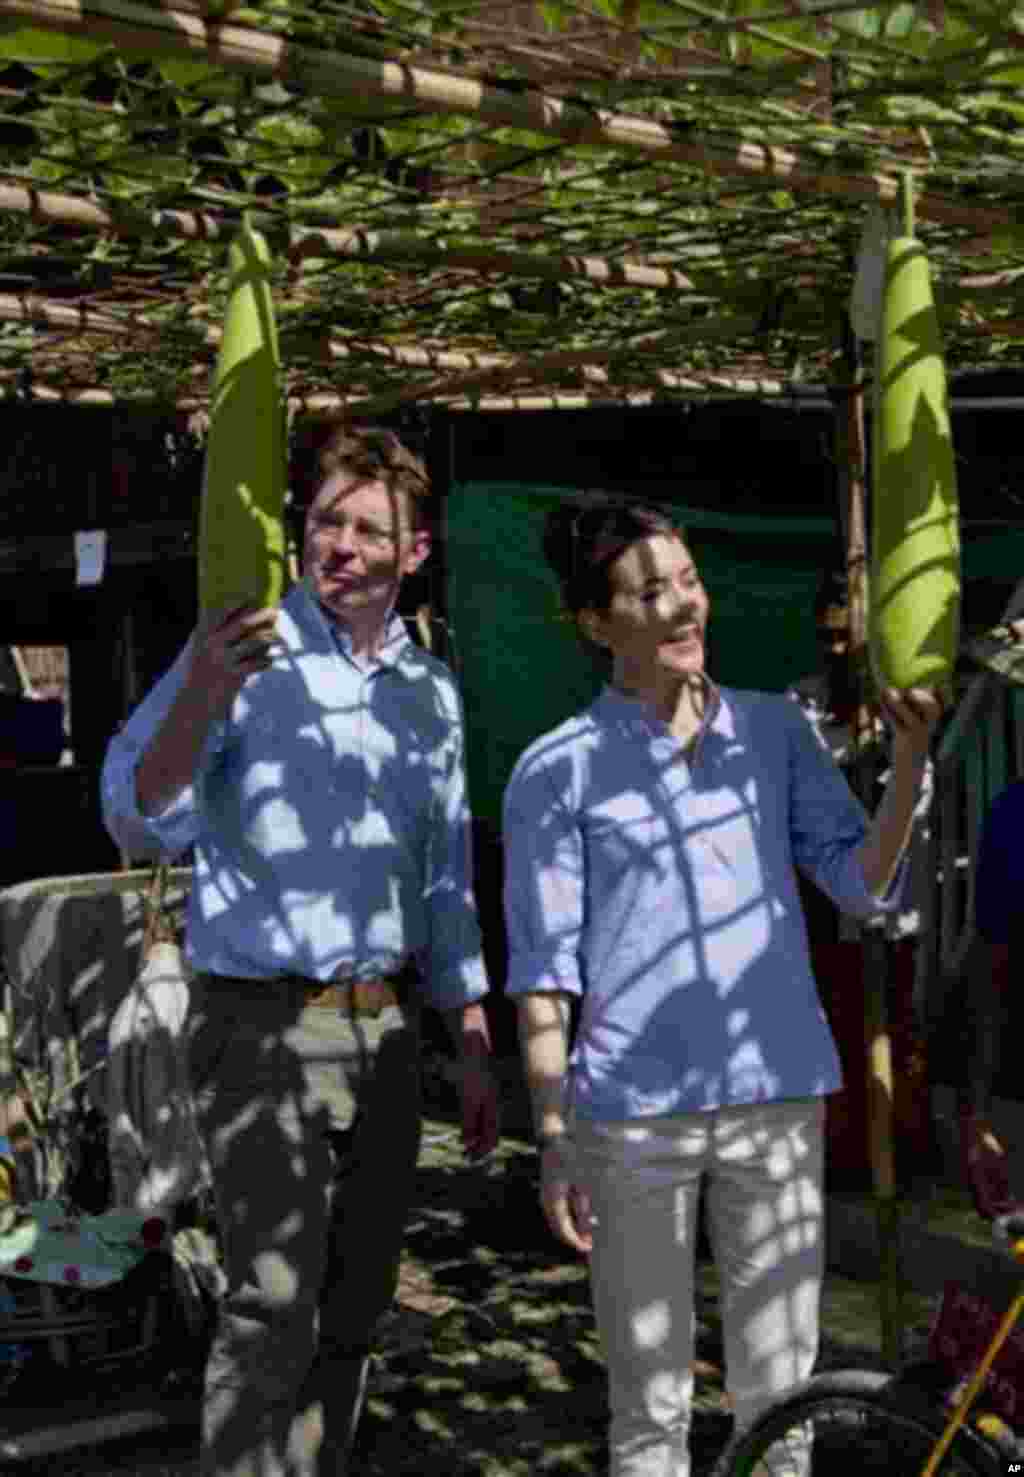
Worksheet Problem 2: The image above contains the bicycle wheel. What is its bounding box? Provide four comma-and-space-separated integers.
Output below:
710, 1369, 1002, 1477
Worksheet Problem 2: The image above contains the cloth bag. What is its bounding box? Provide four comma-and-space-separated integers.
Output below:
106, 867, 205, 1218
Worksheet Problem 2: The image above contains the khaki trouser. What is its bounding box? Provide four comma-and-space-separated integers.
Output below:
576, 1099, 824, 1477
188, 973, 423, 1477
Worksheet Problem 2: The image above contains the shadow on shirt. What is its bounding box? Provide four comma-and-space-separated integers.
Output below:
502, 692, 875, 1118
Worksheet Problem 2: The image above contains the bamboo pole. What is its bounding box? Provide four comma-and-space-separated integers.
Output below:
334, 319, 753, 379
330, 319, 759, 374
292, 228, 699, 293
4, 179, 1021, 312
319, 371, 790, 410
833, 321, 903, 1369
850, 425, 904, 1370
0, 0, 1012, 232
332, 350, 783, 419
2, 178, 1019, 297
0, 376, 789, 413
0, 291, 761, 382
0, 184, 700, 294
0, 292, 133, 336
309, 316, 763, 413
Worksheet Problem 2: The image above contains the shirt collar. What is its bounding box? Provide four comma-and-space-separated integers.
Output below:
593, 677, 726, 743
297, 577, 413, 672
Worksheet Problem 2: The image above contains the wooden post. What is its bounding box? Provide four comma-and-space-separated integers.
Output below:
834, 319, 903, 1368
423, 408, 457, 671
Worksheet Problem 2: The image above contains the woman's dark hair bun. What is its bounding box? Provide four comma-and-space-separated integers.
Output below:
542, 490, 683, 613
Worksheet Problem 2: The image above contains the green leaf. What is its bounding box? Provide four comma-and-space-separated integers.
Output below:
0, 25, 107, 67
963, 94, 1024, 124
156, 59, 222, 90
333, 32, 399, 62
884, 2, 919, 38
538, 0, 566, 30
983, 55, 1024, 85
252, 116, 324, 152
882, 94, 965, 124
990, 224, 1024, 255
833, 7, 880, 38
108, 151, 198, 186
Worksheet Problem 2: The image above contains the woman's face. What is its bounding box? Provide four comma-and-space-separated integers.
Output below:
582, 533, 709, 685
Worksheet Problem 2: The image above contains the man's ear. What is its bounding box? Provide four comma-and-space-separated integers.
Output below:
403, 528, 431, 576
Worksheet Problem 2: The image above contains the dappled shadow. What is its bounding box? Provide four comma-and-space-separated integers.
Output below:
355, 1134, 734, 1477
874, 260, 959, 685
1, 869, 192, 1200
112, 579, 483, 1467
42, 574, 485, 1470
499, 682, 889, 1469
0, 1108, 898, 1477
194, 590, 473, 982
504, 690, 867, 1121
873, 388, 958, 678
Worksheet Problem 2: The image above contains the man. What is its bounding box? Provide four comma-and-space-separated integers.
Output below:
102, 425, 499, 1477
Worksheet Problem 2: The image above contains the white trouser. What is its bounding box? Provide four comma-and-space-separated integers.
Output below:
576, 1098, 825, 1477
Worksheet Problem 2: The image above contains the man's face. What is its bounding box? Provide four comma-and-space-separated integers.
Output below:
303, 475, 430, 623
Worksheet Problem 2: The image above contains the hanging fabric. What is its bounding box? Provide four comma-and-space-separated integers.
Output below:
106, 865, 204, 1218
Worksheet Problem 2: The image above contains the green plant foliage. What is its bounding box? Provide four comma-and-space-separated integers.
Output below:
0, 1, 1019, 409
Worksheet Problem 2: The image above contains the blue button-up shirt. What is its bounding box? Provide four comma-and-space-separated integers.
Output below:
102, 581, 488, 1011
503, 685, 906, 1120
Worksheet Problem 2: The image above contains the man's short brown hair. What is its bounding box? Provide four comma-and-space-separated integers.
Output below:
315, 425, 431, 529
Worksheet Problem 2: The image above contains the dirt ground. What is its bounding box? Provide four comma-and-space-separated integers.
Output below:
3, 1067, 934, 1477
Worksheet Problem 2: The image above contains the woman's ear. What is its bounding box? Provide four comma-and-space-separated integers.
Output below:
578, 607, 607, 648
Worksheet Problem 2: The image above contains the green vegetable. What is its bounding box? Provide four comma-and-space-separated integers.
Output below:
198, 218, 286, 616
870, 179, 960, 694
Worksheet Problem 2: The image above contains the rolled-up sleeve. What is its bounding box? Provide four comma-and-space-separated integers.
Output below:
422, 711, 489, 1011
785, 701, 909, 920
101, 642, 219, 863
502, 754, 585, 998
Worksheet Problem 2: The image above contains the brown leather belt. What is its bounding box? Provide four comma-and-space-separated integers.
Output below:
203, 966, 414, 1018
302, 978, 402, 1016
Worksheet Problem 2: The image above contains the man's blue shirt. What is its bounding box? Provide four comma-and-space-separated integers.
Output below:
102, 581, 488, 1010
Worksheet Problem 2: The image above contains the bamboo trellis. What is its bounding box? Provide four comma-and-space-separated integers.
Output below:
0, 0, 1022, 1383
0, 0, 1023, 409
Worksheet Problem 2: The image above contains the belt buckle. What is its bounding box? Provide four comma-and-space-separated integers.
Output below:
344, 962, 413, 1015
302, 980, 335, 1009
349, 980, 383, 1017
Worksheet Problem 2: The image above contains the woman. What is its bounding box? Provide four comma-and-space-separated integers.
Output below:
502, 492, 940, 1477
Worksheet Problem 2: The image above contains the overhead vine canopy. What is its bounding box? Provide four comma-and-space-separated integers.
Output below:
0, 0, 1022, 414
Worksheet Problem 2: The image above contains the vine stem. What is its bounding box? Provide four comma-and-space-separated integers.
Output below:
902, 170, 916, 238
